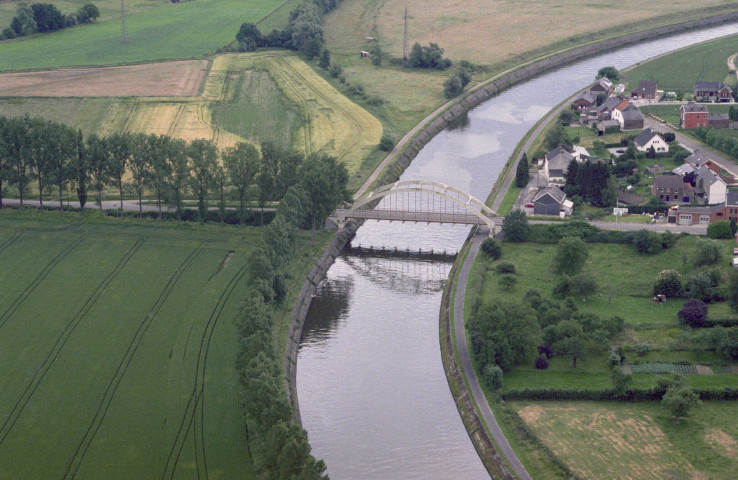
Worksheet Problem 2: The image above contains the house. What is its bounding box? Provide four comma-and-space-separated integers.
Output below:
596, 120, 620, 135
667, 204, 725, 225
685, 151, 720, 175
633, 128, 669, 153
573, 91, 596, 110
721, 190, 738, 222
651, 175, 692, 203
572, 145, 591, 162
631, 80, 658, 100
694, 166, 727, 204
611, 101, 644, 130
709, 113, 730, 129
543, 146, 574, 186
532, 186, 571, 216
680, 102, 709, 129
694, 81, 733, 102
672, 163, 694, 177
595, 95, 626, 120
590, 76, 613, 96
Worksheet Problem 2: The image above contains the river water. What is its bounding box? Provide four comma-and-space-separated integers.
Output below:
297, 23, 738, 479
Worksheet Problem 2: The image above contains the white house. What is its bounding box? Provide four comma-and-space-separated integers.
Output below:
694, 166, 727, 204
543, 146, 574, 186
633, 128, 669, 153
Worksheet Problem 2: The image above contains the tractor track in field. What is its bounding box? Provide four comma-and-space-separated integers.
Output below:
161, 261, 248, 480
0, 231, 22, 255
0, 236, 85, 331
63, 243, 206, 480
266, 54, 365, 162
166, 103, 187, 138
0, 238, 145, 446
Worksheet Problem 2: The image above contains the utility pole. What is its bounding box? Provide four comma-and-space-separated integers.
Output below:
403, 6, 408, 61
121, 0, 127, 43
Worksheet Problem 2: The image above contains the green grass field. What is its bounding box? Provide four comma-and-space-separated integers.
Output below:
626, 33, 738, 93
0, 0, 281, 72
0, 0, 171, 28
0, 97, 114, 137
509, 400, 738, 480
0, 209, 292, 479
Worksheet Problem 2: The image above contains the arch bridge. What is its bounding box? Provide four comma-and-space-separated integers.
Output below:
332, 180, 498, 234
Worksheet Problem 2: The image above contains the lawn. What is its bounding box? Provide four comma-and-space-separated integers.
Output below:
0, 208, 329, 479
625, 33, 738, 93
509, 400, 738, 480
0, 0, 281, 72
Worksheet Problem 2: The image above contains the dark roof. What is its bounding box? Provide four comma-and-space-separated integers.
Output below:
573, 91, 596, 104
695, 81, 732, 92
727, 190, 738, 207
631, 80, 657, 95
633, 127, 659, 147
620, 106, 644, 122
681, 102, 708, 113
653, 175, 684, 190
709, 113, 729, 121
546, 146, 574, 172
533, 186, 566, 204
679, 204, 725, 214
685, 151, 712, 167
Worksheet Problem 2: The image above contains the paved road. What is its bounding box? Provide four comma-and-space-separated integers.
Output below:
453, 229, 533, 480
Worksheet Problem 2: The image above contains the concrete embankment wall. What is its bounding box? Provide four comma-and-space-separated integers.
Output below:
285, 220, 360, 425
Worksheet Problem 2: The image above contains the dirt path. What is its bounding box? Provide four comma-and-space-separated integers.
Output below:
728, 53, 738, 79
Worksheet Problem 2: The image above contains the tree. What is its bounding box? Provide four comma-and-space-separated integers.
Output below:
298, 153, 349, 240
552, 236, 588, 275
106, 133, 132, 215
611, 365, 632, 397
543, 320, 589, 368
77, 3, 100, 23
569, 272, 598, 301
302, 37, 322, 59
633, 229, 660, 254
147, 135, 171, 219
684, 273, 717, 303
318, 48, 330, 69
236, 22, 261, 50
0, 117, 9, 208
595, 92, 607, 106
257, 142, 279, 224
677, 299, 709, 328
223, 142, 260, 223
728, 271, 738, 312
544, 123, 572, 151
502, 210, 529, 242
654, 269, 682, 298
481, 238, 502, 259
597, 66, 620, 82
443, 74, 463, 98
187, 139, 217, 221
498, 273, 517, 290
515, 153, 529, 188
164, 138, 189, 219
69, 129, 89, 210
128, 133, 154, 217
47, 122, 76, 210
483, 364, 503, 391
662, 385, 700, 424
694, 239, 722, 266
86, 133, 108, 211
31, 3, 65, 33
719, 327, 738, 360
707, 220, 734, 239
468, 300, 540, 372
213, 163, 229, 221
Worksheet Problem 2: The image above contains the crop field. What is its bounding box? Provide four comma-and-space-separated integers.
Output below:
512, 401, 738, 480
0, 0, 281, 72
626, 33, 738, 93
0, 210, 267, 478
0, 60, 208, 97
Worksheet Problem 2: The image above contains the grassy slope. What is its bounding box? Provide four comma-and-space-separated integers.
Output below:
509, 400, 738, 480
625, 33, 738, 93
0, 210, 264, 478
0, 0, 281, 72
0, 0, 170, 27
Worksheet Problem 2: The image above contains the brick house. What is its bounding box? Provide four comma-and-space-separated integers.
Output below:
573, 91, 596, 110
668, 204, 725, 225
680, 102, 709, 129
590, 77, 613, 97
631, 80, 658, 100
651, 175, 692, 203
694, 81, 733, 102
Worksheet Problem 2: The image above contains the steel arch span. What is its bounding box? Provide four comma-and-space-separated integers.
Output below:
335, 180, 498, 231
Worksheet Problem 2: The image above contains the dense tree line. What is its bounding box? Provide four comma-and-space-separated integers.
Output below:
694, 125, 738, 160
2, 2, 98, 40
0, 116, 349, 230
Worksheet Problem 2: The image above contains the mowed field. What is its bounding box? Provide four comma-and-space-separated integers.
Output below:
0, 0, 281, 72
0, 211, 258, 479
512, 401, 738, 480
0, 0, 171, 27
625, 33, 738, 92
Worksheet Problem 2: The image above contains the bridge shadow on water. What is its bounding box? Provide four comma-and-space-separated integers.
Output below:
299, 245, 455, 344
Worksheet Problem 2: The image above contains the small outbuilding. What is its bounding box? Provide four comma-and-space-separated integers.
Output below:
533, 186, 568, 216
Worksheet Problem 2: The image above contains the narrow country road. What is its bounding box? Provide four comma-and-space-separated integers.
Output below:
453, 229, 533, 480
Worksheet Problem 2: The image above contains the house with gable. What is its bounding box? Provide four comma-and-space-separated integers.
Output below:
681, 102, 730, 128
573, 91, 596, 110
633, 128, 668, 153
631, 80, 658, 100
694, 81, 733, 102
590, 77, 613, 96
611, 101, 644, 130
595, 95, 626, 121
543, 146, 574, 186
685, 151, 721, 175
651, 175, 692, 203
694, 166, 727, 204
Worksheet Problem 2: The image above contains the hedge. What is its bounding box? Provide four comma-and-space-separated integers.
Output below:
500, 386, 738, 401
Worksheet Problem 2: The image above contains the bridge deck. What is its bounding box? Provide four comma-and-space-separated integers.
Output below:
335, 209, 490, 225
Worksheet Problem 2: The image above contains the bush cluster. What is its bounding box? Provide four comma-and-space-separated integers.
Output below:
2, 3, 98, 40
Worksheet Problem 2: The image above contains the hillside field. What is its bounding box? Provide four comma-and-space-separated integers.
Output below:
0, 210, 261, 479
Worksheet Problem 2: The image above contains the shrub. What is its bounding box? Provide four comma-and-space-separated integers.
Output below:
535, 355, 549, 369
678, 299, 709, 328
483, 364, 504, 391
329, 63, 342, 78
538, 344, 553, 358
498, 273, 517, 290
496, 262, 516, 274
633, 229, 660, 254
684, 273, 717, 303
502, 210, 529, 242
633, 344, 652, 356
694, 239, 722, 266
660, 231, 677, 249
481, 238, 501, 259
653, 269, 682, 298
707, 220, 734, 239
379, 135, 394, 151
